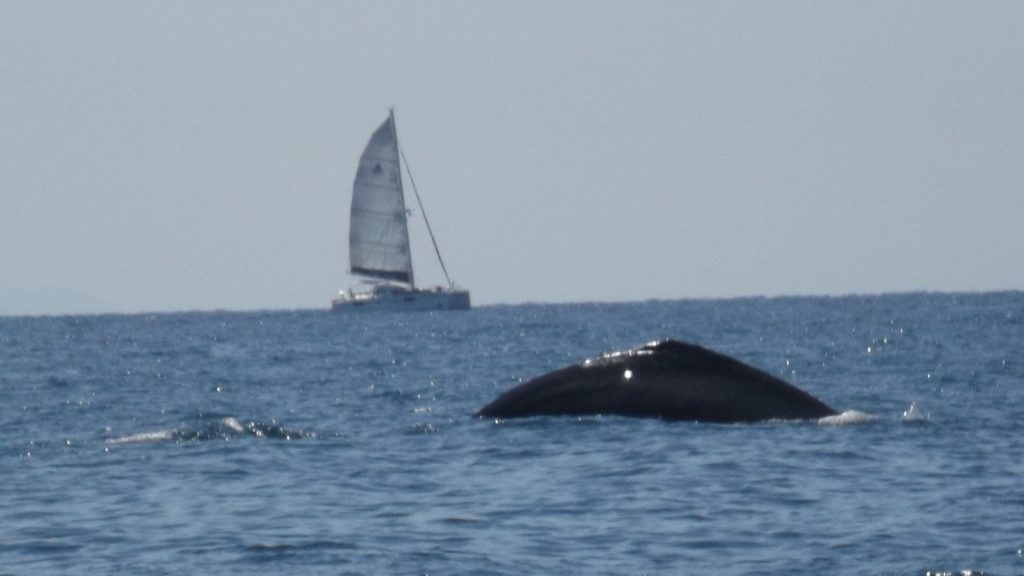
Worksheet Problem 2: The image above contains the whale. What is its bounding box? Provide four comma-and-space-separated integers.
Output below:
476, 340, 837, 423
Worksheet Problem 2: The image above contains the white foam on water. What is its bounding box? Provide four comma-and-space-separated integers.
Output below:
221, 416, 245, 432
817, 410, 878, 426
901, 401, 930, 422
106, 430, 175, 444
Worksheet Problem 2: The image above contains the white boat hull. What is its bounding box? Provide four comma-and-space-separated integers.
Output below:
331, 286, 470, 312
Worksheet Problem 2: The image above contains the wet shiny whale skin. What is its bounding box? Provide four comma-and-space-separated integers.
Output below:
477, 340, 838, 423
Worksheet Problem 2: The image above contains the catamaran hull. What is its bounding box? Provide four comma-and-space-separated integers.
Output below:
330, 289, 470, 312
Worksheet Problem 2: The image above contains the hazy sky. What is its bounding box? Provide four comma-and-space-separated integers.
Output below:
2, 1, 1022, 315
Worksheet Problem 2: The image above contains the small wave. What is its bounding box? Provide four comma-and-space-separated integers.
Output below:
818, 410, 878, 426
247, 540, 357, 554
441, 515, 483, 525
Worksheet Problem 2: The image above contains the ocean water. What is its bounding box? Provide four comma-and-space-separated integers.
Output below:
2, 293, 1022, 575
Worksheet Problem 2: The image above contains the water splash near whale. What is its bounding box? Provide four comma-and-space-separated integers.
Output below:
106, 415, 315, 444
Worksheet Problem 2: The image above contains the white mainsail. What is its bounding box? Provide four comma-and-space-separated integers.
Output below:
349, 111, 414, 285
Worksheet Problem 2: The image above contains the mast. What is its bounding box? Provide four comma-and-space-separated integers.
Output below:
388, 109, 415, 289
395, 113, 456, 289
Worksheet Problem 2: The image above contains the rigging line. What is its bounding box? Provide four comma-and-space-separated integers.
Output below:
397, 140, 455, 289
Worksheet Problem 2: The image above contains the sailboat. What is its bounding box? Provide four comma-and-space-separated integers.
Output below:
331, 110, 471, 312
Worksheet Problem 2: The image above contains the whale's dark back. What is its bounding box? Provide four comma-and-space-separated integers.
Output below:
476, 340, 837, 423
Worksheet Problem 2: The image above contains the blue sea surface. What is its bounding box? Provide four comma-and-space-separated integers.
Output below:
2, 293, 1023, 575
